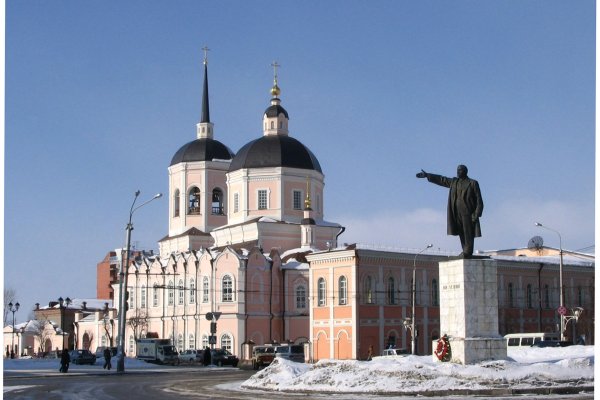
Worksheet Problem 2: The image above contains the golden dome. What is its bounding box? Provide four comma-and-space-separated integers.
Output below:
270, 83, 281, 97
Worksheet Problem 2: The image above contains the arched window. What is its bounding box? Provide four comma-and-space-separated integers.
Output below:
168, 281, 174, 306
526, 284, 533, 308
431, 279, 439, 306
141, 285, 146, 308
508, 283, 514, 308
174, 189, 180, 217
188, 187, 201, 215
364, 276, 374, 304
177, 334, 184, 352
221, 333, 233, 353
202, 277, 209, 303
212, 188, 224, 215
318, 278, 326, 306
387, 277, 395, 305
189, 279, 196, 304
222, 275, 234, 302
202, 335, 209, 349
544, 284, 550, 308
233, 193, 239, 213
338, 276, 347, 305
189, 334, 195, 349
129, 335, 135, 355
178, 280, 184, 305
296, 285, 307, 309
270, 121, 274, 129
153, 284, 159, 307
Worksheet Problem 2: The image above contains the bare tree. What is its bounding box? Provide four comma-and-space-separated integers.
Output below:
127, 308, 148, 342
4, 288, 17, 326
103, 318, 115, 347
84, 330, 94, 350
31, 318, 52, 355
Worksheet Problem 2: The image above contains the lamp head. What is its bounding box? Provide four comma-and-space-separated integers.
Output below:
15, 302, 20, 311
535, 222, 542, 227
8, 302, 12, 309
427, 244, 433, 249
58, 297, 64, 306
154, 193, 163, 199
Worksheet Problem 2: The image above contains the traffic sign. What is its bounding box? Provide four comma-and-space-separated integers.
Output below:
557, 306, 567, 316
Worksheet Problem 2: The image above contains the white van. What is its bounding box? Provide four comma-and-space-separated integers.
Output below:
274, 345, 305, 363
504, 332, 559, 347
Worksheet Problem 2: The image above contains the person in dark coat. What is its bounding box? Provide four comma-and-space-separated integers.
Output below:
203, 346, 211, 366
59, 349, 70, 373
417, 165, 483, 258
103, 348, 112, 370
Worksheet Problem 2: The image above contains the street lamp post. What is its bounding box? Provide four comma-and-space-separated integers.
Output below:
116, 191, 162, 373
58, 297, 72, 351
8, 302, 20, 358
407, 244, 433, 355
535, 222, 565, 340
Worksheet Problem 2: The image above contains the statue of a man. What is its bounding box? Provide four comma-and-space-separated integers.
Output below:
416, 165, 483, 258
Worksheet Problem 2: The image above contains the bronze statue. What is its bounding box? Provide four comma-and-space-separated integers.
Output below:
416, 165, 483, 258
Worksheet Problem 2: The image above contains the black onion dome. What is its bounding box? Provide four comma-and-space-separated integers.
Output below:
170, 138, 235, 166
229, 135, 322, 173
264, 103, 289, 119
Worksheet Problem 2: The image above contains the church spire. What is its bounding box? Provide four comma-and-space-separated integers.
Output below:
197, 46, 214, 139
263, 61, 289, 136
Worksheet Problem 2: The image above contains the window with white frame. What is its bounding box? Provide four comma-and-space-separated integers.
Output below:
127, 288, 134, 309
318, 277, 326, 306
338, 276, 347, 305
296, 285, 307, 309
153, 285, 159, 307
168, 281, 174, 306
258, 190, 268, 210
174, 189, 180, 217
221, 333, 232, 353
189, 279, 196, 304
141, 285, 146, 308
364, 276, 374, 304
178, 279, 184, 305
293, 190, 302, 210
177, 334, 184, 352
129, 335, 135, 354
233, 193, 239, 213
188, 187, 201, 215
189, 334, 195, 349
222, 275, 234, 302
202, 276, 209, 303
202, 335, 209, 349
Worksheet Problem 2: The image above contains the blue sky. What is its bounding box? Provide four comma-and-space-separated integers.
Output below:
5, 1, 595, 320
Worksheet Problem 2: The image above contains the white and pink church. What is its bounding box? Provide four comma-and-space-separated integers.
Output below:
15, 55, 592, 361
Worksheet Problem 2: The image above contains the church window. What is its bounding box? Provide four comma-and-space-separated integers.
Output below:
188, 187, 201, 215
178, 279, 184, 305
387, 277, 396, 305
201, 335, 209, 349
174, 190, 180, 217
293, 190, 302, 210
258, 190, 268, 210
202, 277, 209, 303
221, 333, 233, 353
177, 334, 184, 352
189, 334, 195, 349
318, 278, 326, 306
234, 193, 239, 213
189, 279, 195, 304
279, 121, 283, 129
212, 188, 224, 215
141, 285, 146, 308
153, 285, 159, 307
338, 276, 347, 305
296, 285, 306, 309
222, 275, 234, 302
270, 121, 274, 129
168, 281, 174, 306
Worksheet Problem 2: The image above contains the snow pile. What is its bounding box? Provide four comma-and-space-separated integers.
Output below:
242, 346, 594, 394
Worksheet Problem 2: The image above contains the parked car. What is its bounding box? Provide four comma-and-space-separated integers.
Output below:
531, 340, 573, 348
69, 349, 97, 365
378, 348, 409, 357
252, 345, 275, 369
210, 348, 239, 367
274, 345, 305, 363
179, 349, 203, 363
94, 346, 118, 361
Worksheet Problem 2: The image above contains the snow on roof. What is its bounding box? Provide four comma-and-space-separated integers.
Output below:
40, 298, 113, 311
282, 260, 309, 270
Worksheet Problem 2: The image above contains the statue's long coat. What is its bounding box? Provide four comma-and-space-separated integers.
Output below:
426, 173, 483, 237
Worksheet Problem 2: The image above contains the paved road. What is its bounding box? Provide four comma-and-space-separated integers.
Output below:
4, 366, 594, 400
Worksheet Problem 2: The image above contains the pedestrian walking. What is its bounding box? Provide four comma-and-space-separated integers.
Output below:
203, 346, 211, 366
59, 349, 70, 373
103, 348, 112, 370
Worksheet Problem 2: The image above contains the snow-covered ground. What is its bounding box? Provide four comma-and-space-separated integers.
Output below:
4, 346, 595, 396
242, 346, 594, 395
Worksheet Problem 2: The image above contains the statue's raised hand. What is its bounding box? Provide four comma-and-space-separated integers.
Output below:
416, 169, 427, 178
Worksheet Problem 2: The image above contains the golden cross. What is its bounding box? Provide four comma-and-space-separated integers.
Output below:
271, 61, 280, 83
202, 46, 210, 65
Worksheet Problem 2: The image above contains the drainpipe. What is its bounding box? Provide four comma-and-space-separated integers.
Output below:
335, 227, 346, 248
268, 255, 274, 343
282, 267, 286, 341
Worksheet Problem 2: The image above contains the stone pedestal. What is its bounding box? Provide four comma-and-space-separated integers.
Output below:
432, 258, 507, 364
